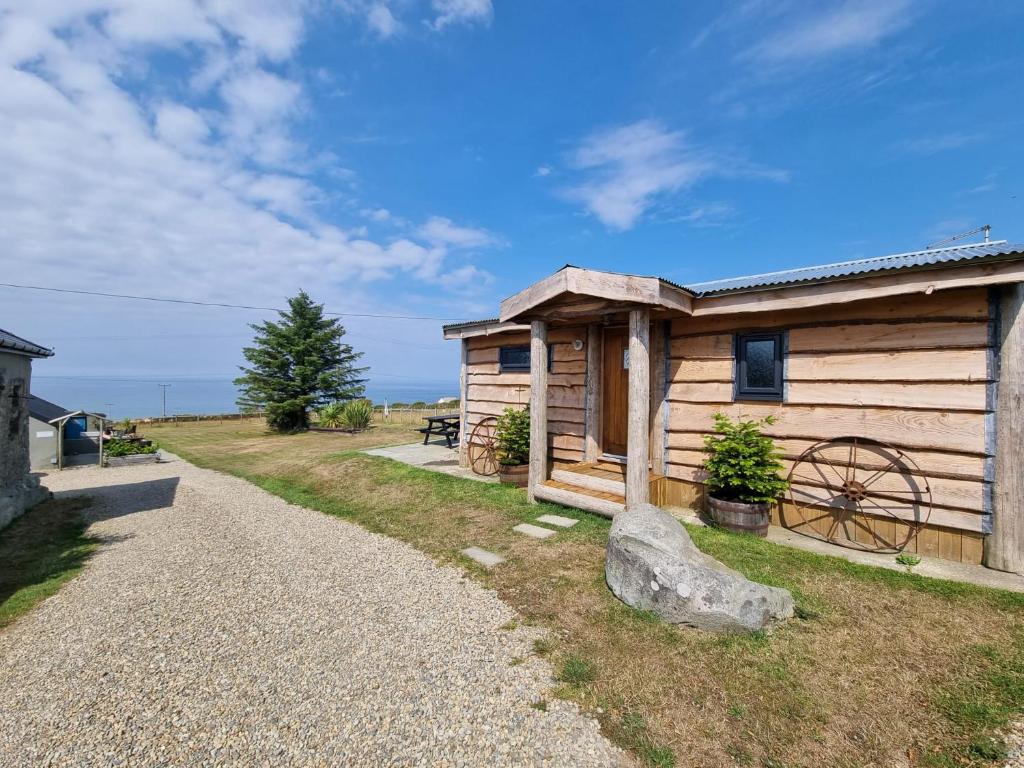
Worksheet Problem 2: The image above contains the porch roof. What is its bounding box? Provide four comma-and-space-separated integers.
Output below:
498, 265, 693, 323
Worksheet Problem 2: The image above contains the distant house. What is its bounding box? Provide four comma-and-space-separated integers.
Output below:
0, 328, 54, 529
28, 395, 69, 469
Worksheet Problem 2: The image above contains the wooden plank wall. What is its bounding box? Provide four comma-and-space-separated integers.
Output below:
664, 287, 993, 564
464, 325, 587, 464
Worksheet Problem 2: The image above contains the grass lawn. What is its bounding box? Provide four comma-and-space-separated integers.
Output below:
0, 496, 98, 629
147, 418, 1024, 768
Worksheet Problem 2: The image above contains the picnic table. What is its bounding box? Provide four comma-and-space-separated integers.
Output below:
418, 414, 460, 448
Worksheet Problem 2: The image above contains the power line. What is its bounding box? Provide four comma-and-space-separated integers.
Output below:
39, 330, 446, 350
33, 371, 454, 383
0, 283, 466, 322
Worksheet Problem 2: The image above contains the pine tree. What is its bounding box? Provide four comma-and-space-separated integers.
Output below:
234, 291, 367, 432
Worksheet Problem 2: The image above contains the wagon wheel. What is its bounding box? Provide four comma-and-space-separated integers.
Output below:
786, 437, 932, 553
468, 417, 500, 476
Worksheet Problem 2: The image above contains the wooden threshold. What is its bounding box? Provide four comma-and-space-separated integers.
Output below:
536, 480, 624, 519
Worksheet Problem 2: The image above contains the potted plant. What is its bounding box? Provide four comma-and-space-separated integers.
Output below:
495, 406, 530, 487
702, 413, 789, 537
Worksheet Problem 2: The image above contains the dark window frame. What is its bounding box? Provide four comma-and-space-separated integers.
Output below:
734, 332, 785, 401
498, 344, 554, 373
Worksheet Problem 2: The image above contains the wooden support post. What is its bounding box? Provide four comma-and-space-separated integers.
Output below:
985, 283, 1024, 574
626, 308, 650, 508
528, 320, 548, 503
458, 339, 469, 468
649, 319, 667, 475
584, 323, 602, 462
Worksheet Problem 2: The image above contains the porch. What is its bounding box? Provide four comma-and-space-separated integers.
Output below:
535, 460, 667, 519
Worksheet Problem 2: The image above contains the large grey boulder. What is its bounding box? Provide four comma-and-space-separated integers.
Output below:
606, 504, 795, 633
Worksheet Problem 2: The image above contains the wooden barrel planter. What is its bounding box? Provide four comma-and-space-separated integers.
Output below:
708, 496, 771, 537
498, 464, 529, 487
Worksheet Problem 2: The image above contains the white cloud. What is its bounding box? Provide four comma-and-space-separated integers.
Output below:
367, 4, 400, 38
0, 0, 498, 316
417, 216, 499, 249
361, 208, 393, 222
429, 0, 493, 31
898, 132, 983, 155
561, 121, 715, 231
560, 120, 786, 231
740, 0, 913, 66
534, 165, 552, 177
153, 102, 210, 153
673, 202, 737, 227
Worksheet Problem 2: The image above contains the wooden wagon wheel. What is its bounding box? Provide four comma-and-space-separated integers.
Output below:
786, 437, 932, 553
468, 417, 500, 476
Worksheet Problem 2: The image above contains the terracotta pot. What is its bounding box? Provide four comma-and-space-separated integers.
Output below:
708, 495, 771, 537
498, 463, 529, 487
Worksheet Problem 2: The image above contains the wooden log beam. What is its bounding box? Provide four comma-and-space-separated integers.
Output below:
584, 323, 602, 462
626, 308, 651, 508
649, 319, 667, 474
985, 283, 1024, 573
458, 338, 469, 467
528, 320, 549, 503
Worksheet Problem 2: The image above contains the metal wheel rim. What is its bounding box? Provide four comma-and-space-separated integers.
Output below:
468, 417, 499, 476
786, 436, 932, 553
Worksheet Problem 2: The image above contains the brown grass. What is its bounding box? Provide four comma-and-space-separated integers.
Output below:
147, 418, 1024, 768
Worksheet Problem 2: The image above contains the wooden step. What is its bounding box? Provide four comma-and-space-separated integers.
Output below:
536, 480, 624, 519
550, 467, 625, 496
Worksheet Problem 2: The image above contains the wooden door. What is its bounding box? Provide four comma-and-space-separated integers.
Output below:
602, 327, 629, 456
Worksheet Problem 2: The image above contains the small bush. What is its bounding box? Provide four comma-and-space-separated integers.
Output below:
703, 413, 788, 504
317, 403, 346, 428
103, 438, 158, 457
340, 399, 373, 431
316, 400, 373, 431
495, 407, 530, 466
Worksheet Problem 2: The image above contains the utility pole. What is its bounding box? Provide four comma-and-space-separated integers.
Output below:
158, 384, 171, 417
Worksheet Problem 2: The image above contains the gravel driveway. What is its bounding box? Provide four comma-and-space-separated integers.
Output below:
0, 453, 624, 767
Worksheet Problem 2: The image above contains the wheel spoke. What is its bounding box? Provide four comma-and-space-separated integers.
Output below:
806, 461, 841, 492
791, 473, 840, 490
858, 457, 900, 490
816, 451, 848, 486
862, 496, 903, 522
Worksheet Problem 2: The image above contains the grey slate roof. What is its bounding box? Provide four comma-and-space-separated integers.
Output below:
688, 240, 1024, 296
0, 328, 53, 357
28, 394, 70, 423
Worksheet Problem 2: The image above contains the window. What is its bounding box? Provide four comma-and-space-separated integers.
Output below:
735, 332, 784, 401
498, 344, 555, 373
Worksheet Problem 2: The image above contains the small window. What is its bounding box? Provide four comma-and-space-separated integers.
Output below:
735, 332, 784, 401
498, 344, 555, 373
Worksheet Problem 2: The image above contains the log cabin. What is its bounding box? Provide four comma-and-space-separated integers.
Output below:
443, 240, 1024, 572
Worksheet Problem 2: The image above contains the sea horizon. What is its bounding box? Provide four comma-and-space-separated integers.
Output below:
30, 376, 459, 421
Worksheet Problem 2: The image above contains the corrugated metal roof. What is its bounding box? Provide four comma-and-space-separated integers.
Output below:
688, 241, 1024, 296
442, 317, 500, 331
443, 240, 1024, 331
0, 328, 53, 357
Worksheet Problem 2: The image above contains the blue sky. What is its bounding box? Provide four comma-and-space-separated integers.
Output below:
2, 0, 1023, 414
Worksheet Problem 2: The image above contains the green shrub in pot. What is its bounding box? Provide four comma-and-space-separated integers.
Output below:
492, 407, 530, 487
702, 413, 788, 536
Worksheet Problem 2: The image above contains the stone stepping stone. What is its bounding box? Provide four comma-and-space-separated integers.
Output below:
536, 514, 579, 529
513, 523, 557, 540
461, 547, 504, 569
